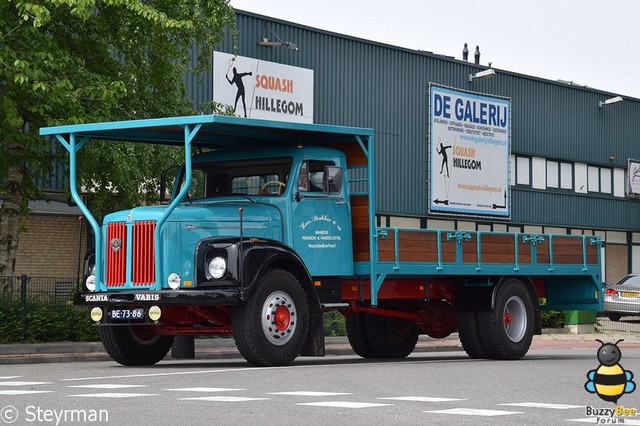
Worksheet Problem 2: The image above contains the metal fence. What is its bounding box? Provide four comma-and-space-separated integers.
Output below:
0, 275, 81, 342
596, 312, 640, 334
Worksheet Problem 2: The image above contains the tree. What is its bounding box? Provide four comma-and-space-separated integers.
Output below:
0, 1, 236, 277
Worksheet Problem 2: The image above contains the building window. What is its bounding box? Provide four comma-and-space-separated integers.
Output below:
516, 156, 530, 185
547, 161, 559, 188
560, 162, 573, 190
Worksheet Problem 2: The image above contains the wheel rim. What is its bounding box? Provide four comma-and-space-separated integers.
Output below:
261, 290, 297, 346
503, 296, 527, 342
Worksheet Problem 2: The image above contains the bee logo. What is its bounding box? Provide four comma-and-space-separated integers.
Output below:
585, 339, 635, 403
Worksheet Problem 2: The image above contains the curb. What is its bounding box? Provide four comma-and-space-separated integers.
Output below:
0, 335, 463, 365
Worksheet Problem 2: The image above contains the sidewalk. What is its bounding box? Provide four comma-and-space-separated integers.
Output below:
2, 330, 639, 365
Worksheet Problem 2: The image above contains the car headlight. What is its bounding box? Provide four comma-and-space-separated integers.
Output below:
208, 256, 227, 279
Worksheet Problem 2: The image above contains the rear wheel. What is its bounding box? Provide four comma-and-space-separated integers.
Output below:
232, 269, 309, 366
478, 279, 534, 360
456, 311, 488, 359
345, 313, 377, 358
364, 313, 419, 358
99, 325, 174, 366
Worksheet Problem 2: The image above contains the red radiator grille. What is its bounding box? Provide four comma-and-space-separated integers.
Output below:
133, 221, 155, 285
106, 223, 126, 286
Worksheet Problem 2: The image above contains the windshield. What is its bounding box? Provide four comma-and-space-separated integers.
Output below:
173, 157, 293, 200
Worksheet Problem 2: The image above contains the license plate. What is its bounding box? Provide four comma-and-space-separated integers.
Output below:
622, 292, 639, 298
109, 308, 145, 322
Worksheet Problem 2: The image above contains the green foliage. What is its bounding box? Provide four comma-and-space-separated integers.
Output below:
0, 296, 99, 343
1, 0, 237, 229
323, 310, 346, 337
539, 298, 564, 328
541, 310, 564, 329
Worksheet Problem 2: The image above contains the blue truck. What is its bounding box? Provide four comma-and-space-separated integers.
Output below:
41, 114, 602, 366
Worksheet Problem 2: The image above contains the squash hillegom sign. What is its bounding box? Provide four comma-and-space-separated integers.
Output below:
213, 52, 314, 123
429, 84, 511, 217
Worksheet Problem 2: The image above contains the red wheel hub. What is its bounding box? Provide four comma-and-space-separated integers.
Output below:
273, 305, 291, 331
504, 311, 513, 325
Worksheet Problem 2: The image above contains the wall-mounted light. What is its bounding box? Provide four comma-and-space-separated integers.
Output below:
469, 68, 496, 82
599, 96, 623, 108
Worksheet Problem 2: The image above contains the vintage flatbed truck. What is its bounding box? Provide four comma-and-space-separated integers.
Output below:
40, 114, 602, 367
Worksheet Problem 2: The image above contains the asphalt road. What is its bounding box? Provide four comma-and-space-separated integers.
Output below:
3, 344, 640, 426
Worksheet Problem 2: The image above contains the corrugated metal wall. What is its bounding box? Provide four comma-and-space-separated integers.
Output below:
188, 10, 640, 231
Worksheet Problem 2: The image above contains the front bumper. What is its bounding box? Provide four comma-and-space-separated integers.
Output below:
74, 288, 241, 307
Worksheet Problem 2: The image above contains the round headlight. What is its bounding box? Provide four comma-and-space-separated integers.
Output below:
148, 306, 162, 321
86, 275, 96, 292
167, 273, 181, 290
90, 307, 103, 322
208, 256, 227, 279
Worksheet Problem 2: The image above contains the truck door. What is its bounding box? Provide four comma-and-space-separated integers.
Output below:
291, 160, 353, 276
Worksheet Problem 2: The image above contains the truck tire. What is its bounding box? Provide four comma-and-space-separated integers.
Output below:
607, 313, 622, 322
99, 325, 174, 366
232, 269, 309, 367
478, 278, 534, 360
456, 311, 488, 359
345, 313, 377, 358
364, 313, 419, 358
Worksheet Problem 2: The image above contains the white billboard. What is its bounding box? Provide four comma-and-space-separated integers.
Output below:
429, 84, 510, 217
213, 52, 314, 123
627, 159, 640, 196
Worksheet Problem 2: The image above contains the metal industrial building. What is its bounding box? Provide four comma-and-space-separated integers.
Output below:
195, 10, 640, 284
19, 10, 640, 285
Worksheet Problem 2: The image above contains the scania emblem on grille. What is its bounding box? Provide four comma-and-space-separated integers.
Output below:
110, 238, 122, 253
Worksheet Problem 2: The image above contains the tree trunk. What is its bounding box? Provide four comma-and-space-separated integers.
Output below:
0, 139, 26, 280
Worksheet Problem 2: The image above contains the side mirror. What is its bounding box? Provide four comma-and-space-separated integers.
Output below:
324, 166, 343, 194
160, 173, 169, 204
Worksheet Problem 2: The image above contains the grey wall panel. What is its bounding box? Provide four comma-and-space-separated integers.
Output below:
187, 11, 640, 228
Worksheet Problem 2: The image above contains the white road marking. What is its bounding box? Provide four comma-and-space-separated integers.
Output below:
297, 401, 393, 409
166, 387, 245, 392
68, 392, 159, 398
67, 384, 148, 389
501, 402, 583, 409
0, 390, 54, 395
0, 381, 52, 386
269, 391, 352, 397
425, 408, 523, 416
380, 396, 465, 402
0, 376, 22, 380
180, 396, 270, 402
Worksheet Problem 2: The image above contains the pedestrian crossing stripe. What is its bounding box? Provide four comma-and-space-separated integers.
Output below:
269, 391, 352, 397
180, 396, 270, 402
425, 408, 523, 416
0, 381, 52, 386
0, 390, 54, 395
380, 396, 465, 402
501, 402, 583, 409
67, 384, 148, 389
297, 401, 393, 409
69, 393, 159, 398
166, 387, 245, 392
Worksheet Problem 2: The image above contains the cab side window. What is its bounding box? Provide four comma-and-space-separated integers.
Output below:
297, 160, 333, 192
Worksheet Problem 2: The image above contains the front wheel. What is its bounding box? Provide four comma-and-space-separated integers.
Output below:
477, 278, 535, 360
232, 269, 309, 366
99, 325, 174, 366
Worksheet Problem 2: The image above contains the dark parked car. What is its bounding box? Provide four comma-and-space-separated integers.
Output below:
603, 274, 640, 321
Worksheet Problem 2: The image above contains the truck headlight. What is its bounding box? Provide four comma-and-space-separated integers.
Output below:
86, 274, 96, 292
167, 273, 181, 290
208, 256, 227, 279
